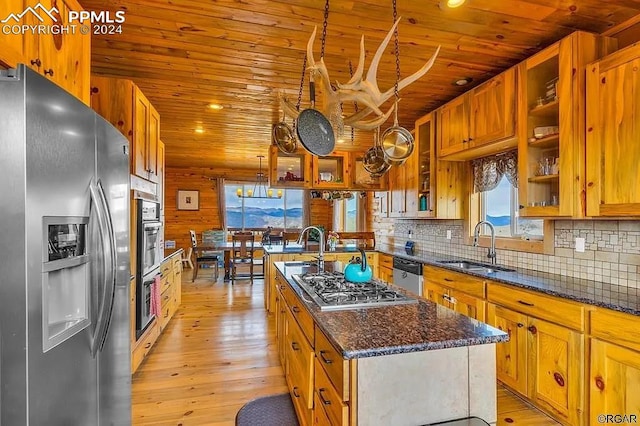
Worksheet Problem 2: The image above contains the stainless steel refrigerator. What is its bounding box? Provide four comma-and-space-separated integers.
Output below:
0, 65, 131, 425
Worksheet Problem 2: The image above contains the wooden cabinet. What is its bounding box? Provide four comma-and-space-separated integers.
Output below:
133, 86, 160, 183
487, 282, 587, 425
0, 0, 91, 104
131, 253, 182, 374
90, 77, 161, 183
437, 95, 468, 157
589, 308, 640, 420
425, 282, 486, 322
157, 140, 165, 217
586, 42, 640, 217
312, 152, 350, 189
348, 151, 388, 191
423, 265, 486, 321
488, 303, 528, 395
437, 68, 517, 160
377, 253, 393, 283
268, 145, 312, 188
518, 31, 615, 218
388, 148, 418, 218
590, 339, 640, 419
487, 290, 585, 425
0, 0, 28, 69
415, 113, 465, 220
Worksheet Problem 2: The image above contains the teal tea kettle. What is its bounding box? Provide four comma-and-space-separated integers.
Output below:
343, 248, 373, 283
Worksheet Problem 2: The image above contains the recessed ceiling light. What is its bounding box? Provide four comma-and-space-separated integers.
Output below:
447, 0, 466, 7
209, 103, 223, 110
453, 77, 473, 86
195, 128, 204, 134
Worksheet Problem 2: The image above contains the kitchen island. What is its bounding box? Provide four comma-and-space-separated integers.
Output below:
273, 261, 508, 426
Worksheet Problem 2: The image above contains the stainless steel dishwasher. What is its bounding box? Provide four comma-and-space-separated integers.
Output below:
392, 257, 423, 296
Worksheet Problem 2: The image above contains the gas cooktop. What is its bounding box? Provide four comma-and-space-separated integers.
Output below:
291, 271, 417, 311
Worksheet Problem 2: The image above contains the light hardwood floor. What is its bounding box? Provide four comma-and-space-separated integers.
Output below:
132, 270, 558, 425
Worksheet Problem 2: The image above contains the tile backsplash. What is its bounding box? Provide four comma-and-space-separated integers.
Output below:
387, 220, 640, 289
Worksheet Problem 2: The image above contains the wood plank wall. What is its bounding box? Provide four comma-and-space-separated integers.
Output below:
164, 167, 334, 251
164, 167, 258, 251
309, 198, 333, 231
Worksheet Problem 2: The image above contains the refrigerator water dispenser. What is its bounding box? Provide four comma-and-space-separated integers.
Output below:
42, 217, 91, 352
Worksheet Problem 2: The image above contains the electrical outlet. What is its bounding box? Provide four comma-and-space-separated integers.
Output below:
446, 230, 452, 240
575, 237, 586, 253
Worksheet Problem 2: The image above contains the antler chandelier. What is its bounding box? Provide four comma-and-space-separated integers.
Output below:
279, 6, 441, 132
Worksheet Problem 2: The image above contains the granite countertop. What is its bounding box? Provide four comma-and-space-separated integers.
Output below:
274, 261, 508, 360
376, 246, 640, 316
264, 244, 374, 254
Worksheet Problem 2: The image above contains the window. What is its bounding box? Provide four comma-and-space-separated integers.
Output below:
333, 192, 361, 232
481, 177, 543, 239
224, 184, 303, 230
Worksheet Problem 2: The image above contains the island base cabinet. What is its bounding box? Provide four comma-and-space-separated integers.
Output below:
590, 339, 640, 420
314, 358, 350, 426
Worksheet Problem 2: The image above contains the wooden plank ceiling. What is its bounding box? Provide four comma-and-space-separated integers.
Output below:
80, 0, 640, 170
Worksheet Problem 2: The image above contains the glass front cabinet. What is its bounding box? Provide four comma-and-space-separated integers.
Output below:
517, 31, 614, 218
268, 145, 312, 188
349, 152, 388, 191
312, 152, 350, 189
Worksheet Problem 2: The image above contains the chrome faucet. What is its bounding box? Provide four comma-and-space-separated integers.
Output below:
297, 226, 325, 272
473, 221, 497, 264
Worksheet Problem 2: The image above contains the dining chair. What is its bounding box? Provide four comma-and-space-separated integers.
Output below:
230, 232, 256, 284
282, 231, 303, 247
190, 230, 220, 282
181, 247, 194, 269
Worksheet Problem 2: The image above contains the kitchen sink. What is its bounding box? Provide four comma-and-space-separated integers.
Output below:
437, 260, 515, 274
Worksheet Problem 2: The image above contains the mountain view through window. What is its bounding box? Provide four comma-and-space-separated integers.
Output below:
225, 185, 303, 229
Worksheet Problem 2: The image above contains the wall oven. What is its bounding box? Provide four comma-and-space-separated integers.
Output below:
136, 199, 162, 335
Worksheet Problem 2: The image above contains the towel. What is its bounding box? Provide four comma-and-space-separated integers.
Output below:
150, 274, 162, 317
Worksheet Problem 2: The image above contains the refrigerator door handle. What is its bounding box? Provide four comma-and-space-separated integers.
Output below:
96, 180, 118, 352
89, 180, 116, 357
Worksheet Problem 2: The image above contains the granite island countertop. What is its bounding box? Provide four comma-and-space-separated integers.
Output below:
376, 245, 640, 316
274, 261, 508, 360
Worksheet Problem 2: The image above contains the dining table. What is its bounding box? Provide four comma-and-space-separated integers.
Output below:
193, 241, 263, 281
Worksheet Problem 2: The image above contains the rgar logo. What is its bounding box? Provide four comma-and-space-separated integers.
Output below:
1, 3, 59, 23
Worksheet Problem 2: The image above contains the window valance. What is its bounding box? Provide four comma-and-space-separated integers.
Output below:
471, 149, 518, 193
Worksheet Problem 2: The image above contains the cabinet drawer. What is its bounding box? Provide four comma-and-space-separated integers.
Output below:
314, 358, 349, 426
172, 256, 181, 270
287, 348, 313, 422
379, 254, 393, 269
286, 309, 314, 403
160, 274, 171, 293
423, 265, 486, 299
283, 283, 315, 346
131, 320, 159, 373
161, 260, 172, 276
161, 285, 174, 308
487, 283, 584, 331
315, 327, 349, 401
160, 298, 174, 330
590, 309, 640, 352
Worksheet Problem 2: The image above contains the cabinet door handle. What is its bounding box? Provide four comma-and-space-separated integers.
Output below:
144, 342, 151, 349
291, 341, 300, 351
527, 325, 537, 335
292, 387, 300, 398
553, 372, 565, 387
518, 300, 534, 307
30, 58, 42, 67
44, 69, 54, 76
595, 376, 605, 391
319, 350, 333, 364
291, 306, 301, 313
318, 388, 331, 405
444, 278, 453, 282
517, 323, 524, 328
